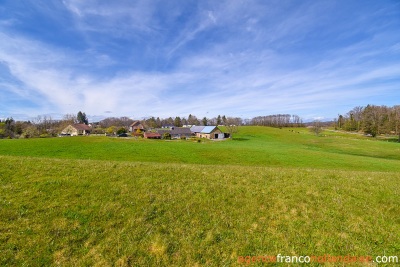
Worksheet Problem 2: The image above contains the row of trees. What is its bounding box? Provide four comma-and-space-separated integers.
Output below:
141, 114, 234, 129
336, 105, 400, 138
141, 115, 242, 139
248, 114, 304, 128
0, 112, 243, 139
0, 111, 303, 139
0, 116, 58, 139
5, 106, 398, 140
98, 117, 134, 128
0, 111, 89, 138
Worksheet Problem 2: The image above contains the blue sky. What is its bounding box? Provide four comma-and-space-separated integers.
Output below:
1, 0, 399, 122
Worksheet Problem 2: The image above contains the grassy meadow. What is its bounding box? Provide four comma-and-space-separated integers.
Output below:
1, 127, 400, 266
0, 126, 399, 171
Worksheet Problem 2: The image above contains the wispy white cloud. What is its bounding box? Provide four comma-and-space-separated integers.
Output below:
1, 26, 400, 119
62, 0, 159, 35
166, 9, 220, 58
1, 0, 399, 121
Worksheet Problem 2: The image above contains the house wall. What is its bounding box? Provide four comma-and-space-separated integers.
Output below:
196, 128, 223, 139
197, 133, 209, 139
61, 125, 91, 136
171, 133, 190, 139
130, 125, 144, 133
211, 128, 222, 137
61, 125, 78, 136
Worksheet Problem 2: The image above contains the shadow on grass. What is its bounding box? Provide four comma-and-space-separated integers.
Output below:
233, 138, 249, 141
383, 138, 400, 143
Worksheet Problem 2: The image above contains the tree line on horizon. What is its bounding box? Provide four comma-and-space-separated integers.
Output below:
1, 106, 400, 141
0, 112, 242, 139
247, 114, 304, 128
0, 112, 90, 139
335, 105, 400, 139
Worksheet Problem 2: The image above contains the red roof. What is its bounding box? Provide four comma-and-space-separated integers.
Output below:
129, 121, 143, 127
72, 124, 92, 131
144, 132, 161, 138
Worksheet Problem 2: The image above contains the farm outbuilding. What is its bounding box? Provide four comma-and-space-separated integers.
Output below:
170, 127, 192, 139
156, 127, 192, 139
144, 132, 161, 139
190, 126, 225, 139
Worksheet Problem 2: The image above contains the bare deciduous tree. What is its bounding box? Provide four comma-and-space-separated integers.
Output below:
394, 105, 400, 142
310, 120, 323, 136
250, 114, 303, 128
225, 117, 242, 140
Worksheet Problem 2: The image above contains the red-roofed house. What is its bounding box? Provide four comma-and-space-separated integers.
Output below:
129, 121, 144, 133
61, 124, 92, 136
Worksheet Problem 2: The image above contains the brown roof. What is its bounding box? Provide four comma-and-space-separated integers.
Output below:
156, 129, 170, 135
170, 128, 192, 135
72, 124, 92, 131
129, 121, 143, 127
144, 132, 161, 137
156, 128, 191, 135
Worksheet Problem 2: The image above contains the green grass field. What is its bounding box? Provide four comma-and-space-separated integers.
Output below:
0, 126, 399, 171
1, 127, 400, 266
